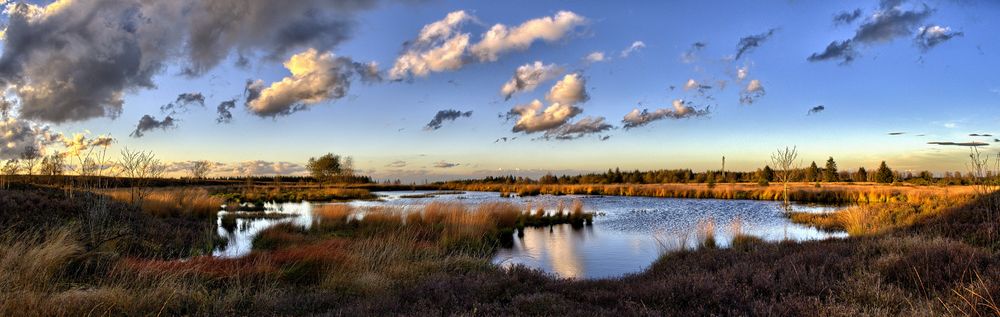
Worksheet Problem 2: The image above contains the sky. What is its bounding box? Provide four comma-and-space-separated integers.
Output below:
0, 0, 998, 181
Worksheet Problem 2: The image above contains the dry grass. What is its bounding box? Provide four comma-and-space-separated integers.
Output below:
447, 182, 975, 204
104, 187, 223, 219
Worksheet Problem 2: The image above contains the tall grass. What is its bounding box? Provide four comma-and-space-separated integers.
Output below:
104, 188, 223, 219
446, 182, 973, 204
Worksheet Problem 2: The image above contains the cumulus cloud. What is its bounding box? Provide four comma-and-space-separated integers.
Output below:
433, 161, 459, 168
833, 9, 862, 25
734, 29, 777, 60
736, 66, 749, 81
470, 11, 587, 62
809, 2, 933, 64
807, 105, 826, 115
620, 41, 645, 58
500, 61, 563, 100
0, 117, 41, 160
245, 48, 378, 117
915, 25, 962, 51
683, 79, 712, 94
0, 0, 388, 123
390, 10, 585, 80
130, 115, 175, 138
160, 92, 206, 114
213, 160, 307, 176
424, 109, 473, 131
216, 99, 237, 124
584, 51, 606, 63
739, 79, 765, 105
622, 99, 710, 129
507, 74, 589, 135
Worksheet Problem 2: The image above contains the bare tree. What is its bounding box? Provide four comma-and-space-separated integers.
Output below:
117, 147, 165, 205
1, 159, 18, 188
968, 146, 999, 230
19, 145, 42, 176
189, 160, 212, 179
770, 146, 800, 207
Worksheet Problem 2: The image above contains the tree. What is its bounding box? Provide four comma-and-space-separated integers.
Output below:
117, 148, 166, 204
823, 157, 839, 182
39, 152, 65, 176
856, 167, 868, 182
19, 145, 41, 176
761, 165, 774, 182
189, 160, 212, 179
307, 153, 352, 182
770, 146, 800, 207
1, 159, 18, 189
875, 161, 894, 184
805, 161, 820, 182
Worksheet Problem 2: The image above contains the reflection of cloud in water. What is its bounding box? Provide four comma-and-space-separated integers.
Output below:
543, 225, 584, 278
214, 202, 316, 258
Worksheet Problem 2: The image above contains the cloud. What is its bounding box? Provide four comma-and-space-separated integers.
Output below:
390, 11, 585, 80
809, 2, 933, 64
60, 132, 114, 157
807, 105, 826, 115
500, 61, 563, 100
507, 73, 588, 134
424, 109, 473, 131
622, 99, 710, 129
130, 115, 176, 138
683, 79, 712, 94
927, 141, 989, 147
0, 0, 387, 123
433, 161, 460, 168
386, 160, 407, 168
807, 40, 856, 64
470, 11, 587, 62
734, 29, 777, 60
736, 66, 749, 81
681, 42, 706, 63
211, 160, 307, 176
888, 132, 906, 135
584, 51, 606, 63
739, 80, 766, 105
160, 93, 206, 114
216, 99, 237, 124
969, 133, 993, 137
620, 41, 645, 58
389, 10, 474, 80
245, 48, 378, 117
833, 9, 862, 25
0, 117, 42, 160
915, 25, 962, 51
543, 116, 612, 140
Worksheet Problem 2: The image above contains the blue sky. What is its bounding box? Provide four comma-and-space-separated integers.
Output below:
1, 0, 999, 180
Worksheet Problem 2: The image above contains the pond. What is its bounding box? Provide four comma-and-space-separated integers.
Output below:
213, 191, 846, 279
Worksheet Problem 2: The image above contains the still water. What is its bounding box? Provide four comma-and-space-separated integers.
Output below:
213, 191, 845, 279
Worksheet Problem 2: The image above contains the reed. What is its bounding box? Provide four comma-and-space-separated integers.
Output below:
104, 188, 223, 219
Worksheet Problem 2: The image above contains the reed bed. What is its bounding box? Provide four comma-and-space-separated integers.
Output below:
446, 182, 974, 204
214, 187, 376, 204
104, 187, 223, 219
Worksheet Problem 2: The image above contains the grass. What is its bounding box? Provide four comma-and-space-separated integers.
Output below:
104, 187, 223, 219
1, 184, 998, 315
213, 186, 377, 204
446, 182, 974, 204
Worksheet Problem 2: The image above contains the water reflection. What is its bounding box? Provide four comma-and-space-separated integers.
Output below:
213, 201, 317, 258
212, 190, 847, 279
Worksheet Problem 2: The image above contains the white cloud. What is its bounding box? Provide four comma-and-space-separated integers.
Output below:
500, 61, 564, 100
620, 40, 645, 57
246, 48, 376, 117
508, 73, 590, 134
739, 79, 766, 104
584, 51, 606, 63
470, 11, 586, 62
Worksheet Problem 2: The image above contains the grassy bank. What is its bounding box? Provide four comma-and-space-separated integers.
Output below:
444, 182, 973, 204
212, 186, 378, 204
1, 185, 997, 315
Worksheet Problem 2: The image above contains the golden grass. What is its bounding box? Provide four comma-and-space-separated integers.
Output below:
446, 182, 976, 204
104, 187, 223, 218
